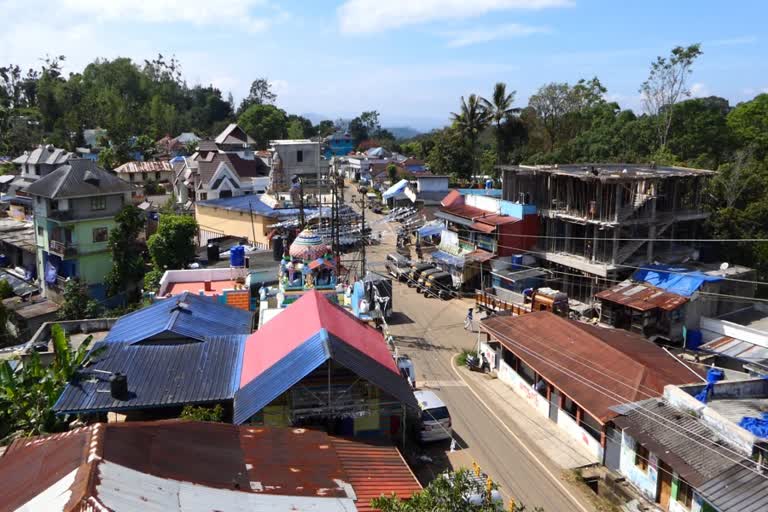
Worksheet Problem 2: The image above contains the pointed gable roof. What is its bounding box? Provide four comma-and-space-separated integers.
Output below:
25, 159, 132, 198
234, 291, 415, 424
215, 123, 256, 146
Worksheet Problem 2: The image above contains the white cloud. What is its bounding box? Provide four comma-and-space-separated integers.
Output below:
444, 23, 550, 47
690, 82, 711, 98
337, 0, 572, 34
61, 0, 272, 31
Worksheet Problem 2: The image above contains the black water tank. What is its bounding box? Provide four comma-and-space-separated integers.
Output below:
272, 236, 283, 261
110, 372, 129, 400
207, 243, 220, 263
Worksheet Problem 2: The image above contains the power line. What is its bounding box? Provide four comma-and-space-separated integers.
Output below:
479, 320, 768, 479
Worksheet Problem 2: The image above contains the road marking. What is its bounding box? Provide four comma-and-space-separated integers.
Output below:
450, 355, 592, 512
420, 380, 468, 388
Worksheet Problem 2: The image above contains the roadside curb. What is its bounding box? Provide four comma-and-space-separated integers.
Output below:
450, 353, 592, 512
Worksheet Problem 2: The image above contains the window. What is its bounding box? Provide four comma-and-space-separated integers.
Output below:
92, 227, 108, 243
50, 200, 59, 211
141, 172, 147, 181
635, 443, 650, 471
155, 172, 161, 180
37, 226, 43, 236
91, 197, 106, 211
199, 192, 208, 201
296, 150, 303, 163
129, 174, 134, 182
676, 479, 694, 510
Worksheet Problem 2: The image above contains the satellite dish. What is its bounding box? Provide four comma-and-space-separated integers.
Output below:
720, 262, 730, 271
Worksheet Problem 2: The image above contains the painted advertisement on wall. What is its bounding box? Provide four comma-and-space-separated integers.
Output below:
498, 360, 550, 417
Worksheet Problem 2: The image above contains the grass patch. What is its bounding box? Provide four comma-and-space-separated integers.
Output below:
456, 349, 474, 367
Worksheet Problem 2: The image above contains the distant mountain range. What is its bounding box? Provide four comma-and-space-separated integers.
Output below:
300, 113, 429, 140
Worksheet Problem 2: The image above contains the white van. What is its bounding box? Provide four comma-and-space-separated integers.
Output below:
414, 390, 452, 442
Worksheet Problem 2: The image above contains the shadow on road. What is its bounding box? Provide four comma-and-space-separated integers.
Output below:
392, 335, 452, 352
388, 312, 414, 325
406, 431, 470, 486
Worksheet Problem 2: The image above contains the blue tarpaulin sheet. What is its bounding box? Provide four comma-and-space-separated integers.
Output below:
382, 179, 409, 200
432, 250, 464, 268
695, 368, 724, 403
633, 264, 723, 297
418, 221, 444, 238
739, 413, 768, 438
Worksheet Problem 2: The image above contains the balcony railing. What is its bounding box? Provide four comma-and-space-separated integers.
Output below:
49, 239, 78, 258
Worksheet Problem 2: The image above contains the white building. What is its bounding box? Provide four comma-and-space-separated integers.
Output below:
269, 139, 325, 181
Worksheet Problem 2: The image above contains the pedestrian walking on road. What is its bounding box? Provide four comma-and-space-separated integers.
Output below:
464, 308, 474, 331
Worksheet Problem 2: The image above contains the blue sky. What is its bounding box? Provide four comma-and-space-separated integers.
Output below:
1, 0, 766, 130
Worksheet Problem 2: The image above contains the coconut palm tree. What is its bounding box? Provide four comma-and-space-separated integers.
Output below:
451, 94, 490, 181
481, 82, 518, 164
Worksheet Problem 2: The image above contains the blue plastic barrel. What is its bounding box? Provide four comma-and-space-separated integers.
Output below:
511, 254, 523, 269
230, 245, 246, 267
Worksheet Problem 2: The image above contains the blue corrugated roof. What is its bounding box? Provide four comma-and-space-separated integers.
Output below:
234, 330, 330, 424
53, 335, 247, 414
432, 250, 465, 268
105, 292, 253, 344
633, 265, 723, 297
233, 329, 417, 425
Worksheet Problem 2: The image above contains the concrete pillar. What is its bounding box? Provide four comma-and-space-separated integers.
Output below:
612, 228, 619, 264
576, 407, 583, 426
647, 225, 656, 261
600, 428, 607, 448
592, 225, 598, 262
614, 184, 622, 222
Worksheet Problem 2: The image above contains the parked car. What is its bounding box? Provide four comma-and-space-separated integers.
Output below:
407, 262, 435, 286
414, 390, 452, 443
385, 253, 411, 281
416, 268, 443, 290
423, 271, 454, 299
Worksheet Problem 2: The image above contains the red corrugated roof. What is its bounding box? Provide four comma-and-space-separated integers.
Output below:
440, 189, 463, 208
240, 290, 398, 387
331, 437, 421, 511
480, 312, 704, 422
441, 204, 520, 226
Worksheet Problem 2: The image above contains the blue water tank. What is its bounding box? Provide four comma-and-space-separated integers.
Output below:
230, 245, 246, 267
685, 329, 703, 350
511, 254, 523, 269
0, 254, 8, 267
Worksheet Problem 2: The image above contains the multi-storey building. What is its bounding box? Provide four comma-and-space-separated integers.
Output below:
10, 144, 72, 197
26, 159, 133, 300
500, 164, 714, 303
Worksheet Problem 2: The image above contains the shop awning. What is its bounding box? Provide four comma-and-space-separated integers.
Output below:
382, 179, 409, 200
418, 220, 444, 238
431, 250, 465, 268
469, 221, 496, 234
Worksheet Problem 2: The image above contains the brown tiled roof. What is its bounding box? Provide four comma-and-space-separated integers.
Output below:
0, 420, 420, 510
480, 312, 704, 422
595, 281, 689, 312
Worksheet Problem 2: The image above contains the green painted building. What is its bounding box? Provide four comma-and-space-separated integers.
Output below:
26, 159, 134, 301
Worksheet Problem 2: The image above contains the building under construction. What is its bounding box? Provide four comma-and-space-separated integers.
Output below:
500, 164, 714, 304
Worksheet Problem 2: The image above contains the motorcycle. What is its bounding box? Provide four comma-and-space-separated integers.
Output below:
466, 354, 486, 373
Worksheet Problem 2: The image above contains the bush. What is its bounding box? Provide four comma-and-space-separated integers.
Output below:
0, 280, 13, 299
143, 269, 163, 292
457, 349, 475, 367
180, 404, 224, 422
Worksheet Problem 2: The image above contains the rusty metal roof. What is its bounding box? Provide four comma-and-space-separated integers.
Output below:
480, 312, 704, 422
331, 437, 422, 512
0, 420, 420, 511
595, 280, 689, 311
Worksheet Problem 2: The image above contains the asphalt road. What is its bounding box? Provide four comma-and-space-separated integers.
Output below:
349, 192, 595, 511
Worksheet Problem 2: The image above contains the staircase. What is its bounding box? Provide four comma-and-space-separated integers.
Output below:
613, 219, 674, 265
616, 192, 656, 223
